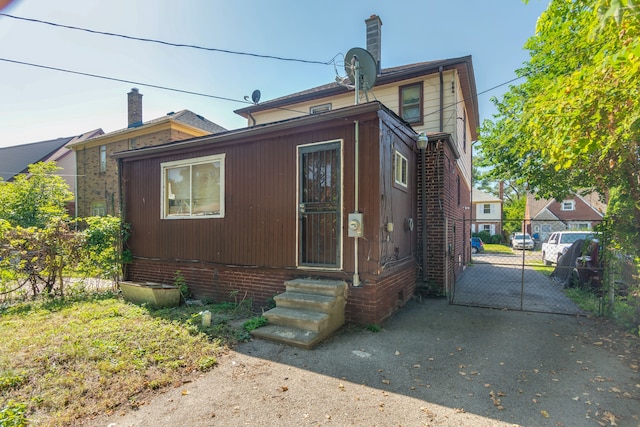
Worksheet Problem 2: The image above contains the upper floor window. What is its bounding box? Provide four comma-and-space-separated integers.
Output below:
310, 103, 332, 114
561, 200, 575, 211
399, 82, 423, 124
162, 154, 225, 219
394, 150, 408, 188
483, 204, 491, 214
99, 145, 107, 173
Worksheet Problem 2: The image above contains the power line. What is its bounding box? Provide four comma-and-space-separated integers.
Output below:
0, 55, 532, 127
0, 13, 335, 66
0, 57, 252, 105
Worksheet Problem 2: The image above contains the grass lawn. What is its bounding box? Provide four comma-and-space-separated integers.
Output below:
0, 290, 262, 426
482, 243, 513, 254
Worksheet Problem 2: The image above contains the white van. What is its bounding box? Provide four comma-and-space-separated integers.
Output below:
541, 231, 596, 265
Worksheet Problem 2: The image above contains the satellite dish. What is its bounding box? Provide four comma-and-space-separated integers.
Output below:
251, 90, 261, 104
344, 47, 378, 91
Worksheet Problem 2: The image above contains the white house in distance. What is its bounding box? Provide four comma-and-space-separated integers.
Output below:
471, 188, 503, 237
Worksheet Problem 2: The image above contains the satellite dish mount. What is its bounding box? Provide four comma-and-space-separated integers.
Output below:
344, 47, 377, 105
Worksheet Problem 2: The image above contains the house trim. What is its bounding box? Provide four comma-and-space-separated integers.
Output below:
68, 120, 211, 151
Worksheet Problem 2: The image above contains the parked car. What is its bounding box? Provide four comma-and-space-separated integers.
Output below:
471, 237, 485, 254
511, 232, 534, 250
541, 231, 596, 265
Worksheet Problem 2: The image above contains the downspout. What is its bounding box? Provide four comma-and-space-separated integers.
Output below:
353, 120, 361, 287
421, 145, 427, 283
247, 110, 256, 127
439, 66, 444, 132
439, 66, 447, 293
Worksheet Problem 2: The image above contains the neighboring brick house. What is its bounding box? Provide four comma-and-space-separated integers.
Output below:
471, 188, 503, 237
525, 192, 606, 242
68, 88, 226, 217
0, 129, 104, 215
233, 15, 479, 293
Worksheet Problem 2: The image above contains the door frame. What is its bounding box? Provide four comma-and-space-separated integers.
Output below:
295, 139, 344, 270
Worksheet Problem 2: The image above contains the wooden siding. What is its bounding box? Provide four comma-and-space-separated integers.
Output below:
120, 108, 418, 278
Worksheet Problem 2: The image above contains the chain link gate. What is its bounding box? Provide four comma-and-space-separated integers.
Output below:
451, 219, 605, 315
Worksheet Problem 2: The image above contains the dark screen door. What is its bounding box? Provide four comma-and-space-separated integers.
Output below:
298, 142, 341, 267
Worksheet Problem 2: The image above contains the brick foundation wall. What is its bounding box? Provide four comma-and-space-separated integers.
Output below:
126, 257, 417, 325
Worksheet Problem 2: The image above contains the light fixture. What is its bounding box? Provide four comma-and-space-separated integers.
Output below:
416, 132, 428, 150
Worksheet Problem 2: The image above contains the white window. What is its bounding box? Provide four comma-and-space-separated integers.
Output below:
99, 145, 107, 173
161, 154, 225, 219
481, 224, 492, 232
91, 201, 106, 216
310, 103, 332, 114
483, 204, 491, 214
561, 200, 575, 211
394, 151, 408, 187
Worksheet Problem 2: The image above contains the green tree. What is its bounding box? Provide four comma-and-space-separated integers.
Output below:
479, 0, 640, 254
0, 162, 73, 228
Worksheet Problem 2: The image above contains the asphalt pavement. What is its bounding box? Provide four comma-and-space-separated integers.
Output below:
93, 297, 640, 427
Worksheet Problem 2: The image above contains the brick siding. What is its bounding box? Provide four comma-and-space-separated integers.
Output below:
126, 257, 417, 325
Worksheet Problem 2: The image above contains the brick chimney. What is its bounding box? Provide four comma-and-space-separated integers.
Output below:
127, 88, 143, 128
365, 15, 382, 74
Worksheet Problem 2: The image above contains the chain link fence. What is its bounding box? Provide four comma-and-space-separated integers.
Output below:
453, 219, 639, 320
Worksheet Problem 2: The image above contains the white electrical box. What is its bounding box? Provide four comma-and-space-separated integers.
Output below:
348, 213, 364, 237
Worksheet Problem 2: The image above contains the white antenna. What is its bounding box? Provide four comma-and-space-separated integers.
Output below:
344, 47, 377, 105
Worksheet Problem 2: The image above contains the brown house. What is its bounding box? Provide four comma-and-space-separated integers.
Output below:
234, 15, 478, 295
115, 102, 447, 329
68, 88, 226, 217
526, 192, 606, 242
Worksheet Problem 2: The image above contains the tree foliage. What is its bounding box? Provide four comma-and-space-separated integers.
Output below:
0, 162, 73, 228
480, 0, 640, 254
79, 216, 131, 282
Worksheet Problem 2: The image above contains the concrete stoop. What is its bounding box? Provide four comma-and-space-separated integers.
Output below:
250, 278, 347, 349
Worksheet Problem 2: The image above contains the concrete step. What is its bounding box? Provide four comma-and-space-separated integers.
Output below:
274, 292, 337, 312
250, 324, 323, 350
285, 278, 347, 297
263, 306, 329, 333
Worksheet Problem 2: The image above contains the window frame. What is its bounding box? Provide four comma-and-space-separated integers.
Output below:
561, 200, 575, 211
399, 82, 423, 125
483, 204, 491, 214
161, 153, 225, 219
394, 150, 408, 188
99, 145, 107, 173
91, 201, 106, 217
310, 103, 332, 114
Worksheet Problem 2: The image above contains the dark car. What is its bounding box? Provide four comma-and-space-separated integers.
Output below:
552, 238, 605, 292
471, 237, 485, 254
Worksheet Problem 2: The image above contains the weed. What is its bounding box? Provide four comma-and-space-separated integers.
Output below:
197, 356, 218, 371
0, 371, 28, 391
174, 271, 191, 299
365, 323, 381, 332
263, 295, 277, 311
0, 400, 28, 427
243, 316, 268, 332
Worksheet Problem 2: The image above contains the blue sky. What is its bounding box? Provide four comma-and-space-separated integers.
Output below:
0, 0, 550, 148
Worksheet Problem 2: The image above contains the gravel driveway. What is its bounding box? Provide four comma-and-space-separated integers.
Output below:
91, 298, 640, 427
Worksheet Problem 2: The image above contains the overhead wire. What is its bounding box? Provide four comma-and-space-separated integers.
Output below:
0, 13, 557, 129
0, 13, 336, 65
